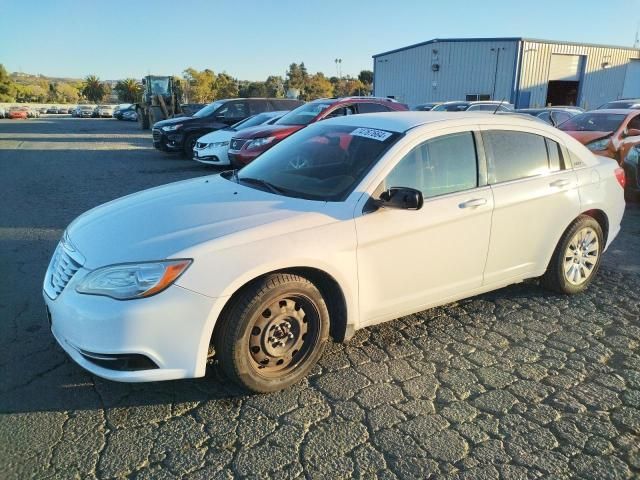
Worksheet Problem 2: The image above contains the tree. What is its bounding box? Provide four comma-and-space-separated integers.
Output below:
264, 75, 284, 97
183, 68, 216, 102
0, 64, 16, 102
83, 75, 106, 103
333, 77, 367, 97
303, 73, 333, 100
115, 78, 142, 103
358, 70, 373, 85
285, 62, 309, 91
57, 82, 80, 103
214, 73, 238, 99
238, 81, 268, 98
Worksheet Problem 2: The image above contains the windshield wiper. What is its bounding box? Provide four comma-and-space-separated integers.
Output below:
238, 177, 285, 195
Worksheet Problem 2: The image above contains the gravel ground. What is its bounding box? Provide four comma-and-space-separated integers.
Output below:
0, 116, 639, 479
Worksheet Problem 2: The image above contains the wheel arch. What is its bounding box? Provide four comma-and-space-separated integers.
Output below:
210, 266, 352, 353
581, 208, 609, 246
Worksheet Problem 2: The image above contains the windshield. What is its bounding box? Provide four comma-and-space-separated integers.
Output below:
275, 102, 332, 126
149, 78, 169, 95
235, 123, 401, 201
433, 102, 470, 112
559, 113, 625, 132
231, 112, 274, 130
193, 101, 225, 118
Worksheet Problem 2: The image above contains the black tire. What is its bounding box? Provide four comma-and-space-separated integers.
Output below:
541, 215, 603, 295
183, 134, 198, 158
137, 109, 149, 129
213, 273, 330, 393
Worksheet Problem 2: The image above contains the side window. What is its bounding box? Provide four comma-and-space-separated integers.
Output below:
249, 100, 269, 115
357, 102, 389, 113
324, 105, 355, 119
218, 101, 248, 120
483, 131, 555, 183
537, 111, 551, 123
468, 104, 496, 111
554, 111, 572, 125
545, 138, 564, 171
385, 132, 478, 199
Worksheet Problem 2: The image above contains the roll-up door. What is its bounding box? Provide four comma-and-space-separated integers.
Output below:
548, 54, 582, 81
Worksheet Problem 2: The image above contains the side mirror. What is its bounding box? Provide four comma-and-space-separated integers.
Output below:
141, 78, 146, 85
376, 187, 424, 210
624, 128, 640, 137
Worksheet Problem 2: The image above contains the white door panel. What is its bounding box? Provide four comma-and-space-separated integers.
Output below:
484, 170, 580, 284
355, 187, 493, 325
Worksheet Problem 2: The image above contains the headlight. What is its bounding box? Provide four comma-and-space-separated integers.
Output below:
246, 136, 276, 150
627, 146, 640, 165
211, 141, 230, 148
586, 137, 611, 151
76, 259, 192, 300
162, 124, 183, 132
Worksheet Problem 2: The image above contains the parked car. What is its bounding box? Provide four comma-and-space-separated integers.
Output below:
46, 106, 59, 114
38, 107, 48, 114
228, 97, 409, 166
516, 107, 582, 126
413, 102, 441, 111
69, 106, 79, 117
121, 110, 138, 121
97, 105, 115, 118
433, 101, 514, 112
43, 112, 625, 392
597, 99, 640, 110
193, 111, 288, 166
114, 104, 135, 120
26, 107, 40, 118
0, 106, 5, 118
78, 105, 94, 118
152, 98, 304, 157
558, 109, 640, 164
622, 145, 640, 201
58, 107, 69, 114
8, 106, 29, 119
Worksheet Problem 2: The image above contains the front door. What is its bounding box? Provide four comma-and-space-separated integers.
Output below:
355, 130, 493, 326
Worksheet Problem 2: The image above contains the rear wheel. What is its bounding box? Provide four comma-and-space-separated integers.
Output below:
213, 273, 329, 393
541, 215, 603, 294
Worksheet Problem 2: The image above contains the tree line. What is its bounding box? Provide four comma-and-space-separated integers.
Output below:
0, 62, 374, 104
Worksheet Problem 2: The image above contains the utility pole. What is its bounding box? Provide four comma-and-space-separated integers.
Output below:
334, 58, 342, 79
634, 21, 639, 49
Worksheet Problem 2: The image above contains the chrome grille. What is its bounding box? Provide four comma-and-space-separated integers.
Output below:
44, 240, 83, 299
229, 138, 248, 151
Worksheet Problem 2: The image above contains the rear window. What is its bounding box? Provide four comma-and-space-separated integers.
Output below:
559, 113, 625, 132
275, 102, 332, 126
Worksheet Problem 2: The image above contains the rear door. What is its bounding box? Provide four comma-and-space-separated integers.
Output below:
480, 127, 580, 285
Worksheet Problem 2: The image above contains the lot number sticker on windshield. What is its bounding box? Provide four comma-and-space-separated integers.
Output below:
351, 127, 393, 142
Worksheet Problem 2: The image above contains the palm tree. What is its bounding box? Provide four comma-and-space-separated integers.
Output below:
83, 75, 105, 103
115, 78, 142, 103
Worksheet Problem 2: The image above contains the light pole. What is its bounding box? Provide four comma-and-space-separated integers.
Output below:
334, 58, 342, 79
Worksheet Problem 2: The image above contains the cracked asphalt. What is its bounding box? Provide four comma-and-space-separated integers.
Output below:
1, 116, 639, 479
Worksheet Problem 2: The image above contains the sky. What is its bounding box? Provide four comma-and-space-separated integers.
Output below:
0, 0, 639, 81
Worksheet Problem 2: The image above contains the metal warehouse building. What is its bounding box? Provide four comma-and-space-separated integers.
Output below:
373, 37, 640, 109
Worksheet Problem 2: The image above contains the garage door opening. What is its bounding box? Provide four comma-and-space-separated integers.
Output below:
546, 80, 580, 106
545, 54, 584, 107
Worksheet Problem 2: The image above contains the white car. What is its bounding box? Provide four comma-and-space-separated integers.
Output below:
192, 111, 287, 166
44, 112, 625, 392
97, 105, 114, 118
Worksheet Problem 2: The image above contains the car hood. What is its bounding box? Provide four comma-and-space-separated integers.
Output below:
67, 175, 331, 268
153, 116, 192, 128
232, 124, 304, 140
198, 128, 234, 143
562, 130, 612, 145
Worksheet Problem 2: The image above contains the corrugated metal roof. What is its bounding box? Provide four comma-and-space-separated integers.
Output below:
373, 37, 640, 58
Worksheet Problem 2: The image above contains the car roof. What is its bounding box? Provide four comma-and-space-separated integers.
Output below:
587, 109, 639, 115
319, 111, 561, 133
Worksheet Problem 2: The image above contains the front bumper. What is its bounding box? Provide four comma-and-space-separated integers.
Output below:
192, 146, 230, 166
152, 129, 185, 152
44, 270, 225, 382
228, 149, 261, 167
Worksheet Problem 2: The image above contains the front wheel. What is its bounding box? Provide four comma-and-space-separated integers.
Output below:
541, 215, 603, 294
213, 273, 329, 393
183, 134, 198, 158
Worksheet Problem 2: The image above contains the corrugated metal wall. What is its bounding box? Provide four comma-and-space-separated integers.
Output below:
373, 40, 518, 107
518, 41, 640, 109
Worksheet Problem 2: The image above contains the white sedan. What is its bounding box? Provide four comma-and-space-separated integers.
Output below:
44, 112, 625, 392
192, 110, 287, 166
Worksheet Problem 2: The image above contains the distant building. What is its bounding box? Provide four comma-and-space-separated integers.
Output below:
373, 37, 640, 109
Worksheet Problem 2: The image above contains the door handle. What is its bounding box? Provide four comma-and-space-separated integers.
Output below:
550, 179, 570, 188
459, 198, 487, 209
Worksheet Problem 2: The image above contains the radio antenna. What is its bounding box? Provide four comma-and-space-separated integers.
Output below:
493, 98, 506, 114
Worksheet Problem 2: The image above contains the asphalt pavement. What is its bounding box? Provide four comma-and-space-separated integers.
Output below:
0, 116, 638, 479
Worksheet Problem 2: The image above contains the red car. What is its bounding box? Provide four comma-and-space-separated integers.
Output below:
228, 97, 408, 166
558, 109, 640, 164
8, 107, 28, 119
